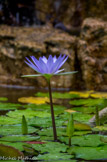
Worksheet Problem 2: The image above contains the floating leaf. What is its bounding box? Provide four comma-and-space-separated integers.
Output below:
0, 141, 24, 151
29, 116, 64, 128
69, 91, 94, 98
70, 98, 105, 107
0, 116, 21, 125
65, 109, 77, 113
18, 97, 49, 104
32, 142, 68, 153
59, 134, 104, 147
68, 145, 107, 160
38, 127, 66, 137
71, 106, 97, 114
93, 126, 107, 132
0, 135, 40, 142
0, 144, 24, 158
74, 123, 91, 131
0, 102, 22, 110
100, 136, 107, 143
36, 152, 73, 161
0, 125, 37, 136
35, 92, 79, 99
91, 92, 107, 99
0, 97, 8, 101
74, 131, 92, 136
7, 109, 50, 119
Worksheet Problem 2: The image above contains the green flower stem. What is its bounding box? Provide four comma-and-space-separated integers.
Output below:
48, 79, 57, 141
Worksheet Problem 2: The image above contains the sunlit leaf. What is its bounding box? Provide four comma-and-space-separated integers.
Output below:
65, 109, 77, 113
74, 123, 91, 131
35, 92, 79, 99
69, 91, 94, 98
18, 97, 49, 104
91, 92, 107, 99
0, 135, 40, 142
0, 97, 8, 101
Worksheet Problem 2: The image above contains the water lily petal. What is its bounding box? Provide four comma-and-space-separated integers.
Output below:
30, 56, 42, 73
51, 55, 66, 73
39, 57, 48, 73
42, 56, 48, 64
25, 57, 40, 72
47, 55, 54, 73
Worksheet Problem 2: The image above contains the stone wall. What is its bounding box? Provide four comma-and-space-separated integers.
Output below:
0, 17, 107, 91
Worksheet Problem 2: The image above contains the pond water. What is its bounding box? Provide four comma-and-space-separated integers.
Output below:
0, 87, 107, 161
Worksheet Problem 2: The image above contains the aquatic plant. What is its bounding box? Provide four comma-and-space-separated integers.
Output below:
67, 114, 74, 146
22, 54, 77, 141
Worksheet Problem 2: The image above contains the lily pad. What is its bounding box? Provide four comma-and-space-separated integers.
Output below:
69, 91, 94, 98
68, 145, 107, 160
32, 141, 68, 153
18, 97, 49, 104
91, 92, 107, 99
35, 92, 79, 99
60, 134, 104, 147
70, 98, 105, 107
38, 127, 66, 137
7, 109, 50, 119
0, 144, 24, 158
0, 97, 8, 101
0, 116, 21, 125
0, 141, 24, 151
92, 126, 107, 131
61, 112, 93, 123
0, 125, 38, 136
71, 106, 97, 114
0, 135, 40, 142
0, 102, 22, 110
36, 153, 74, 161
24, 104, 66, 115
29, 116, 64, 128
74, 123, 91, 131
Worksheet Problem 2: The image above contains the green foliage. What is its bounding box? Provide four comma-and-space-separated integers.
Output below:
68, 145, 107, 160
0, 125, 37, 136
70, 98, 105, 107
0, 135, 40, 142
0, 97, 8, 101
59, 134, 104, 147
67, 114, 74, 138
35, 92, 79, 99
0, 91, 107, 160
0, 102, 22, 110
0, 144, 24, 158
22, 115, 28, 135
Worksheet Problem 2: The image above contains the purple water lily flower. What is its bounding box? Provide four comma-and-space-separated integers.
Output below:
25, 54, 68, 75
23, 54, 77, 141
